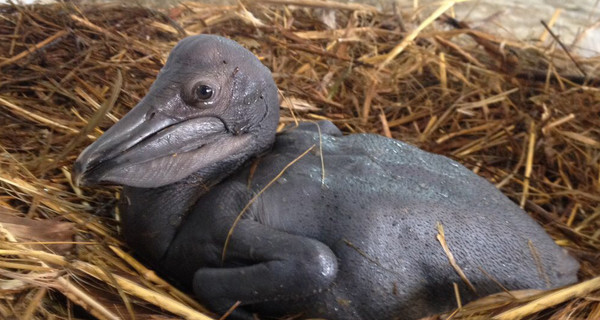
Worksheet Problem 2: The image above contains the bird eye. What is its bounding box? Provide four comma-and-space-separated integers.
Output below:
194, 84, 213, 101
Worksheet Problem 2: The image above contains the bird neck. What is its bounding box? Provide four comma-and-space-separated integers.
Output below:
117, 144, 258, 265
118, 181, 203, 265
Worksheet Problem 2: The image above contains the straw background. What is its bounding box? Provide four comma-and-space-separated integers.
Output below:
0, 1, 599, 319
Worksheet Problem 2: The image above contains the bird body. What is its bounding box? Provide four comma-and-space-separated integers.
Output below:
74, 35, 579, 320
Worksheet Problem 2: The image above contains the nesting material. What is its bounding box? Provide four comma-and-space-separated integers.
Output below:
0, 1, 599, 319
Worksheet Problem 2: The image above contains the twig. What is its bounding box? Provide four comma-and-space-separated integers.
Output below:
260, 0, 379, 12
436, 222, 477, 293
494, 276, 600, 319
520, 122, 536, 208
541, 20, 587, 78
0, 29, 68, 68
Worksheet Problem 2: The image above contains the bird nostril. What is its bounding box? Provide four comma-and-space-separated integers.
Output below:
147, 112, 156, 120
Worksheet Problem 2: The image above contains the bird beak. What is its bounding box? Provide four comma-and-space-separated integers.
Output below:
73, 94, 249, 188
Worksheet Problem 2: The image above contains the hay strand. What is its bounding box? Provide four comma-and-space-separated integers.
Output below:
0, 1, 598, 319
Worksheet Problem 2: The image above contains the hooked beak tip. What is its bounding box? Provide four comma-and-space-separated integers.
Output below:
72, 159, 86, 188
73, 173, 82, 188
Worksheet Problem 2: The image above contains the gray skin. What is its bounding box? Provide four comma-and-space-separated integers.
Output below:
73, 35, 579, 320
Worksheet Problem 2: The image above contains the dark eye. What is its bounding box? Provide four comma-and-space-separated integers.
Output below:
194, 84, 213, 101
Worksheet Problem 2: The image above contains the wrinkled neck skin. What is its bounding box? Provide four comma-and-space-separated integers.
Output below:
119, 132, 273, 266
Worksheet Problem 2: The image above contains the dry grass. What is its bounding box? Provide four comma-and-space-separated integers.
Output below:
0, 1, 599, 319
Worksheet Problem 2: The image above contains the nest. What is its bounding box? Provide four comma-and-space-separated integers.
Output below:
0, 1, 599, 319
